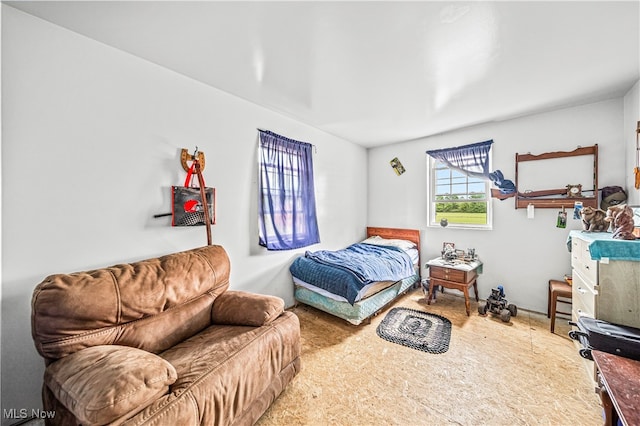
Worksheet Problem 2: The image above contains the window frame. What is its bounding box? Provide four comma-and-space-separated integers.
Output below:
426, 155, 493, 230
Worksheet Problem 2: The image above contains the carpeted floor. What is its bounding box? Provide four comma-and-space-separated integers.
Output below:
23, 288, 601, 426
256, 287, 602, 426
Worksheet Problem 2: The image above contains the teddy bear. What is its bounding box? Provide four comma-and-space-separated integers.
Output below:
605, 205, 637, 240
580, 206, 608, 232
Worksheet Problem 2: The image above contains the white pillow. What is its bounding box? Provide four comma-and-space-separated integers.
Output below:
362, 236, 417, 251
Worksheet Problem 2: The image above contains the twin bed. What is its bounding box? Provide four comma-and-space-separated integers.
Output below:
290, 227, 421, 325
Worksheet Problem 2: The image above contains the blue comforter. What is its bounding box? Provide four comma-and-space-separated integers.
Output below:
289, 243, 415, 305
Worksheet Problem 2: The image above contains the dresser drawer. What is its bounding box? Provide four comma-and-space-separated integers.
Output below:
572, 275, 596, 318
572, 296, 595, 321
571, 238, 581, 266
429, 266, 467, 283
572, 267, 596, 294
572, 236, 598, 286
572, 307, 595, 326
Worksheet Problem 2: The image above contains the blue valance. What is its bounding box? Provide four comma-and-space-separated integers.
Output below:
426, 140, 493, 179
426, 139, 515, 194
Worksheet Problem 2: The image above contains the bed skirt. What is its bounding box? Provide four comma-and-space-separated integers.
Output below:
294, 274, 420, 325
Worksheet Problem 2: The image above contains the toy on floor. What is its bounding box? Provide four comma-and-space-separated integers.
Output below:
478, 285, 518, 322
421, 279, 440, 302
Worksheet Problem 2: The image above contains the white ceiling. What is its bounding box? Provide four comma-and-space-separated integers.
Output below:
6, 1, 640, 147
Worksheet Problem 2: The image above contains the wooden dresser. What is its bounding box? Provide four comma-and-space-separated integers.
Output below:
570, 231, 640, 329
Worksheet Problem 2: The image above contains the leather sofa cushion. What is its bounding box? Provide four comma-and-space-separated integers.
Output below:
44, 345, 177, 426
32, 245, 231, 361
127, 312, 301, 424
212, 290, 285, 326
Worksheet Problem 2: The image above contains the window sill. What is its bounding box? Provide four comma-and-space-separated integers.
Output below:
428, 222, 493, 231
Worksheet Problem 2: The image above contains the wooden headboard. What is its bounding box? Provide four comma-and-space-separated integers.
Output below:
366, 227, 421, 250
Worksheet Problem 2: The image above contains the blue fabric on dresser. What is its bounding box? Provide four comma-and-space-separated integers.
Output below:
568, 230, 640, 261
289, 243, 415, 305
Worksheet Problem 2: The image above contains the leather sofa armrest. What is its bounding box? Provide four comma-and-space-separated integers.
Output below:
44, 345, 177, 426
212, 290, 285, 326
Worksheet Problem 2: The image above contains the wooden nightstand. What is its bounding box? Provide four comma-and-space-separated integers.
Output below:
426, 258, 482, 316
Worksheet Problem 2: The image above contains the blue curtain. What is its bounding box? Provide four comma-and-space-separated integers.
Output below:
426, 139, 515, 194
258, 130, 320, 250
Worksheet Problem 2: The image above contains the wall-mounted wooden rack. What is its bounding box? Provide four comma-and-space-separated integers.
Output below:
515, 145, 598, 209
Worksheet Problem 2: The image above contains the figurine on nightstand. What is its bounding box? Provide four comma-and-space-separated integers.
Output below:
442, 243, 457, 262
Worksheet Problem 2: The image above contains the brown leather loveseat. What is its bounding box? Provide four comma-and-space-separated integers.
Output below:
31, 245, 301, 425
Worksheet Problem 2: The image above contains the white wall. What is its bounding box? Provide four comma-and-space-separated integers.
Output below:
2, 3, 638, 421
0, 6, 367, 420
624, 80, 640, 205
368, 99, 626, 314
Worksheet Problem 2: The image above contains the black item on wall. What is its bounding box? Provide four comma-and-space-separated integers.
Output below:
600, 186, 627, 210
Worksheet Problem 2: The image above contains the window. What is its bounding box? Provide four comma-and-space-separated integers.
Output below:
258, 130, 320, 250
426, 140, 493, 229
427, 158, 492, 228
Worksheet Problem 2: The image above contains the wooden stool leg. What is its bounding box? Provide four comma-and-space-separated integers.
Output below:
547, 280, 552, 318
550, 290, 558, 333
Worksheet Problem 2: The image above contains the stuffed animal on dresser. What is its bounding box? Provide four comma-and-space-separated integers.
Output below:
580, 206, 608, 232
605, 205, 637, 240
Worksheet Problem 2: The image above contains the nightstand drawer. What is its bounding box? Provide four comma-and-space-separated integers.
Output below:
429, 266, 466, 282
